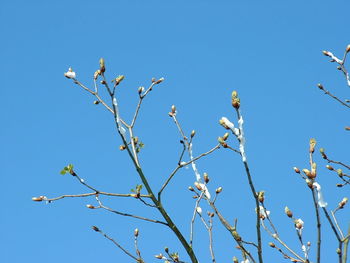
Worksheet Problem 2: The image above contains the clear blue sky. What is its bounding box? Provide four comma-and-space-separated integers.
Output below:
1, 1, 349, 262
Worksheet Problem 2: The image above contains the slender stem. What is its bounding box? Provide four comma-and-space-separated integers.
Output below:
317, 84, 350, 109
311, 188, 321, 263
235, 109, 263, 263
343, 224, 350, 263
93, 226, 139, 261
46, 192, 150, 202
322, 208, 342, 241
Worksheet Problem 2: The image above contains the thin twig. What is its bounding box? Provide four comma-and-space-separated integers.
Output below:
46, 192, 151, 202
95, 196, 168, 225
92, 226, 139, 261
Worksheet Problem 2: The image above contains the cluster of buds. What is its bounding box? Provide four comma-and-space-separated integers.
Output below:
231, 90, 240, 109
168, 105, 176, 117
32, 196, 47, 202
302, 167, 316, 179
338, 197, 348, 209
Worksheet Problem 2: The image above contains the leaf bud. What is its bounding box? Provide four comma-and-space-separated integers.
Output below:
337, 248, 341, 254
119, 145, 126, 151
336, 184, 343, 187
134, 228, 139, 237
222, 132, 229, 141
284, 206, 293, 218
322, 50, 330, 57
338, 197, 348, 209
171, 105, 176, 114
233, 257, 239, 263
309, 138, 316, 153
188, 186, 194, 192
86, 204, 95, 209
99, 58, 105, 73
191, 130, 196, 138
258, 191, 265, 203
215, 187, 223, 194
93, 100, 99, 105
317, 83, 324, 90
155, 77, 164, 84
326, 165, 334, 170
269, 242, 276, 248
346, 44, 350, 53
319, 148, 327, 159
293, 167, 300, 173
337, 169, 343, 176
32, 196, 46, 202
194, 182, 202, 191
92, 226, 100, 232
138, 86, 145, 94
94, 70, 101, 80
231, 97, 240, 109
203, 172, 209, 183
155, 254, 163, 259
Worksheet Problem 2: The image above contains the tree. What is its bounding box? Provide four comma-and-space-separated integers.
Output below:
33, 45, 350, 263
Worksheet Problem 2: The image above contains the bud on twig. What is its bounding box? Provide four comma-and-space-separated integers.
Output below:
188, 186, 194, 192
93, 100, 99, 105
203, 172, 209, 183
258, 191, 265, 203
32, 196, 46, 202
285, 206, 293, 218
317, 83, 324, 90
326, 165, 334, 170
92, 226, 100, 232
233, 257, 239, 263
293, 167, 300, 174
346, 44, 350, 53
222, 132, 229, 141
134, 228, 139, 237
322, 50, 330, 57
86, 204, 95, 209
309, 138, 316, 153
231, 90, 240, 109
154, 77, 164, 84
194, 182, 202, 191
215, 187, 223, 194
338, 197, 348, 209
99, 58, 105, 73
155, 254, 163, 259
319, 148, 327, 159
269, 242, 276, 248
138, 86, 145, 94
119, 145, 126, 151
191, 130, 196, 138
